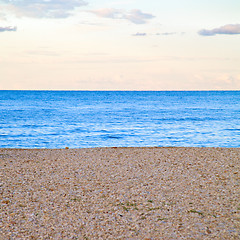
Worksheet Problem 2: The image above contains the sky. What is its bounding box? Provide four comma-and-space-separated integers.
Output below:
0, 0, 240, 90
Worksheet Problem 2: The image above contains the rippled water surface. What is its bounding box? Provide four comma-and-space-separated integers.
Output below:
0, 91, 239, 148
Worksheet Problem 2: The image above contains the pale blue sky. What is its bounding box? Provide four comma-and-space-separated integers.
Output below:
0, 0, 240, 90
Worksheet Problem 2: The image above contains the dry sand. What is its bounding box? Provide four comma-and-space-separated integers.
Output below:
0, 147, 239, 239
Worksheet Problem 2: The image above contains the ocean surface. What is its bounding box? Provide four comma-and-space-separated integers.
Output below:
0, 91, 239, 148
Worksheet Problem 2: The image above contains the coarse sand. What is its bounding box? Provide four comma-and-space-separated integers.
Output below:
0, 147, 239, 239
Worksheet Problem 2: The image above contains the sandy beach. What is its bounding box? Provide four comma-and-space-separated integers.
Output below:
1, 147, 239, 239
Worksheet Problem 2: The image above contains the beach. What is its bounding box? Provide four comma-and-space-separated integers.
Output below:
1, 147, 239, 239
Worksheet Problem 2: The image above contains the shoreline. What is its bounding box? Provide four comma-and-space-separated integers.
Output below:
1, 147, 239, 239
1, 146, 239, 150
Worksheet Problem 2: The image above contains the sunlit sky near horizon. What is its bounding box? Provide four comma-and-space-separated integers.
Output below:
0, 0, 240, 90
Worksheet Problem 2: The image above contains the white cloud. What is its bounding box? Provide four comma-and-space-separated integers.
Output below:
132, 32, 147, 36
89, 8, 122, 19
0, 26, 17, 32
89, 8, 155, 24
0, 0, 88, 18
132, 32, 183, 37
156, 32, 177, 36
0, 11, 7, 20
199, 24, 240, 36
125, 9, 155, 24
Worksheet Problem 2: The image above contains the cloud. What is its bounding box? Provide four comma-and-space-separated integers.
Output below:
132, 32, 185, 37
0, 0, 88, 18
132, 32, 147, 36
89, 8, 155, 24
156, 32, 177, 36
0, 26, 17, 32
0, 12, 7, 20
89, 8, 122, 19
198, 24, 240, 36
125, 9, 155, 24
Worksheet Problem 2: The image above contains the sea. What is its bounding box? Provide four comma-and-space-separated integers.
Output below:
0, 90, 239, 148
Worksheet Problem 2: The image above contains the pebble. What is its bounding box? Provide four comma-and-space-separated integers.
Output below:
0, 147, 239, 239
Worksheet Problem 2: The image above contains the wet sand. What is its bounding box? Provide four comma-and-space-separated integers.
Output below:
1, 147, 239, 239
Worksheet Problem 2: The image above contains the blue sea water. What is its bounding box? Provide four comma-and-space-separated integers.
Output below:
0, 90, 239, 148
